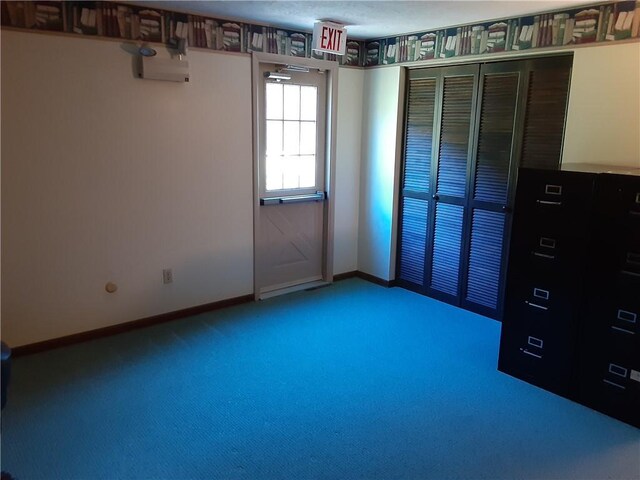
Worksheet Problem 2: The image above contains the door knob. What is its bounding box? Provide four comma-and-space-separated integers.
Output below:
432, 194, 440, 201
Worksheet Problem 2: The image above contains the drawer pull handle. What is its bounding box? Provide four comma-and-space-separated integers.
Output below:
545, 184, 562, 195
528, 336, 543, 348
533, 288, 550, 300
533, 251, 555, 260
520, 348, 542, 359
536, 200, 562, 206
617, 309, 637, 323
609, 363, 628, 378
630, 210, 640, 217
525, 301, 548, 311
611, 326, 635, 335
603, 379, 626, 390
635, 192, 640, 204
539, 237, 556, 249
621, 269, 640, 278
626, 252, 640, 266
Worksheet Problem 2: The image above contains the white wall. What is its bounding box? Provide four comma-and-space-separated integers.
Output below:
358, 67, 402, 280
1, 31, 363, 346
563, 42, 640, 168
333, 67, 364, 274
1, 32, 254, 347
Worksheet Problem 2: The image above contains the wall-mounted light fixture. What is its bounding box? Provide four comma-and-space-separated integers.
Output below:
136, 40, 189, 82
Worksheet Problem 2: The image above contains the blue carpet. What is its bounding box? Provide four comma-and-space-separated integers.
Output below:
1, 279, 639, 479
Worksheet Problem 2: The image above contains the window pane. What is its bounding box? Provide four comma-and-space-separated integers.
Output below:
266, 83, 283, 119
283, 121, 300, 155
299, 155, 316, 188
267, 154, 316, 191
264, 83, 318, 192
282, 156, 300, 189
265, 155, 283, 191
300, 86, 317, 121
300, 121, 316, 155
283, 85, 300, 120
266, 120, 283, 156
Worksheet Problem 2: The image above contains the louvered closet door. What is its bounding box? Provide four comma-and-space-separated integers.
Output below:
395, 56, 573, 319
520, 56, 573, 170
426, 65, 479, 303
461, 62, 525, 318
396, 70, 438, 289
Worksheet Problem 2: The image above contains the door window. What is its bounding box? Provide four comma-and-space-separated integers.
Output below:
265, 83, 318, 191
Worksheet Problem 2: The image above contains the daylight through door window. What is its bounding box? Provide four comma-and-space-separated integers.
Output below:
265, 83, 317, 191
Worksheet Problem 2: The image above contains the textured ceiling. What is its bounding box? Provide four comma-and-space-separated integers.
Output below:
133, 1, 597, 39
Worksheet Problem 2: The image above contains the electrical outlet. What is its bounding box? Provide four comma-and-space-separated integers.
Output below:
163, 268, 173, 284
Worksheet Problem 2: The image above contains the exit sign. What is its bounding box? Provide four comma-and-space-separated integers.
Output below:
312, 21, 347, 55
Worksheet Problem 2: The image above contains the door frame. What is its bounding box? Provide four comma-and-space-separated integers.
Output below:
251, 52, 339, 300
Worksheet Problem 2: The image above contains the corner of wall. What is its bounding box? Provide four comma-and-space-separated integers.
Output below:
357, 66, 402, 281
333, 67, 366, 275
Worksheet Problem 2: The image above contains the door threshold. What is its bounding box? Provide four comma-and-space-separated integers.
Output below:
259, 280, 330, 300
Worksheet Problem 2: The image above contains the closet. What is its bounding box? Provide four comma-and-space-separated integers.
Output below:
396, 55, 573, 319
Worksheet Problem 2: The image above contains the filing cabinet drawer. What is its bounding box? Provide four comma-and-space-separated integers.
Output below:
510, 203, 593, 245
592, 224, 640, 275
590, 304, 639, 336
499, 323, 578, 398
596, 174, 640, 224
578, 351, 640, 428
604, 262, 640, 301
507, 232, 587, 282
616, 250, 640, 282
513, 169, 595, 228
584, 264, 640, 312
581, 301, 639, 358
505, 272, 579, 322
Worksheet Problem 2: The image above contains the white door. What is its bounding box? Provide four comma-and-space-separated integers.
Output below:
254, 60, 330, 298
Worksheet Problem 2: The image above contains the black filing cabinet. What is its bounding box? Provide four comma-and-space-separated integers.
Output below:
499, 168, 595, 398
499, 165, 640, 428
578, 173, 640, 428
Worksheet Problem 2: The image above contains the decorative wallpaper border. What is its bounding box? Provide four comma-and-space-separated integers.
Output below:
0, 1, 363, 66
1, 1, 639, 68
366, 0, 640, 66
